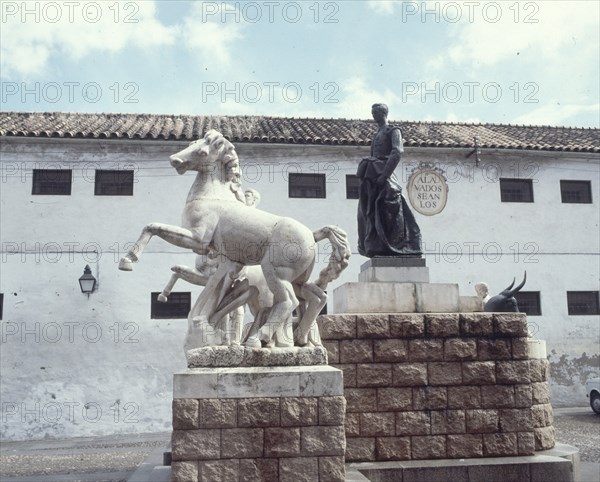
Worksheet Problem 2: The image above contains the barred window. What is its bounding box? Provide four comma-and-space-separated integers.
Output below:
500, 178, 533, 202
151, 292, 191, 319
346, 175, 360, 199
289, 173, 326, 198
32, 169, 72, 195
515, 291, 541, 316
95, 170, 134, 196
560, 180, 592, 203
567, 291, 600, 315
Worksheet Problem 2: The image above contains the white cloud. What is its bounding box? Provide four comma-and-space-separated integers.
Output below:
195, 77, 406, 120
181, 2, 244, 67
421, 1, 600, 126
367, 1, 398, 15
0, 1, 178, 78
0, 1, 247, 79
333, 77, 402, 119
444, 1, 599, 67
512, 103, 600, 127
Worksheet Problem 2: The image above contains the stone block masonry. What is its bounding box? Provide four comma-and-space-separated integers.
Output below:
171, 366, 346, 482
318, 312, 555, 462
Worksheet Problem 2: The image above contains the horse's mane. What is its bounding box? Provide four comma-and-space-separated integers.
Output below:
204, 129, 237, 166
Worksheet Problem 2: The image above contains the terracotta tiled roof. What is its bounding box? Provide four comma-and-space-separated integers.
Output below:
0, 111, 598, 152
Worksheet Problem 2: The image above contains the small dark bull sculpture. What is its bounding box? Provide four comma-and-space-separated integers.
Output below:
484, 272, 527, 312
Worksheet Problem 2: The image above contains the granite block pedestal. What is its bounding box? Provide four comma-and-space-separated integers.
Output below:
325, 256, 558, 467
171, 364, 346, 482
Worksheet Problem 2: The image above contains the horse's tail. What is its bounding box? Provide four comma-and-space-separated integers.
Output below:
313, 225, 351, 290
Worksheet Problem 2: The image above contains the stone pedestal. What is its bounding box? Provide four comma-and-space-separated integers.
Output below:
326, 256, 557, 467
317, 312, 555, 462
334, 257, 485, 314
171, 365, 346, 482
359, 257, 430, 283
333, 282, 460, 313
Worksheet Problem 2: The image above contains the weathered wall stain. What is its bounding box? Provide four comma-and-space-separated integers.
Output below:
548, 350, 600, 406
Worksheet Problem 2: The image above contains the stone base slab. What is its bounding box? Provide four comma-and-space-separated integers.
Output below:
538, 442, 581, 482
528, 339, 547, 359
459, 295, 484, 312
358, 266, 430, 283
360, 257, 426, 269
347, 452, 575, 482
174, 365, 343, 399
333, 282, 460, 313
186, 345, 328, 368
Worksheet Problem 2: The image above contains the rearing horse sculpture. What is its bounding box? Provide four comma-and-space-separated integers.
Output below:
119, 130, 350, 347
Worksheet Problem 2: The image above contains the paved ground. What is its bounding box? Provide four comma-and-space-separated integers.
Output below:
553, 406, 600, 482
0, 407, 597, 481
0, 432, 170, 482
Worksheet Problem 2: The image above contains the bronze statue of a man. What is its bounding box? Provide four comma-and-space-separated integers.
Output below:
357, 103, 422, 257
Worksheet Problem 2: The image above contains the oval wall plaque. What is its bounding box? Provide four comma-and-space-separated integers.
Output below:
407, 168, 448, 216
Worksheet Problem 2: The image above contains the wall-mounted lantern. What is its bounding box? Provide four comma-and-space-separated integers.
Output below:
78, 265, 97, 294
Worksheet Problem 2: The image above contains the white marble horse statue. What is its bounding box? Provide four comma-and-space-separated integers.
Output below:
157, 188, 277, 348
119, 130, 350, 347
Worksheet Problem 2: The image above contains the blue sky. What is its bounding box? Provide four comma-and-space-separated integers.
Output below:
1, 0, 599, 127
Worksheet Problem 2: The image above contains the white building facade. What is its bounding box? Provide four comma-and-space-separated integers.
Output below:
1, 112, 598, 440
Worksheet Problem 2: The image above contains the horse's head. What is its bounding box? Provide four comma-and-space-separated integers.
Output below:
170, 130, 237, 176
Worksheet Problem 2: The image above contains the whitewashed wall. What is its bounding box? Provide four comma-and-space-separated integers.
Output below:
0, 136, 598, 440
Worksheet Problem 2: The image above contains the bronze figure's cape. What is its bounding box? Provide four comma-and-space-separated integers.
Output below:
357, 125, 422, 257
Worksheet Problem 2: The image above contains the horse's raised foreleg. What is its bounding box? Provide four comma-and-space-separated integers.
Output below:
294, 282, 327, 346
158, 272, 179, 302
119, 223, 207, 271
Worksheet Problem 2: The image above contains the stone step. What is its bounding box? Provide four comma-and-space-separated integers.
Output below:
348, 453, 574, 482
127, 454, 576, 482
127, 443, 170, 482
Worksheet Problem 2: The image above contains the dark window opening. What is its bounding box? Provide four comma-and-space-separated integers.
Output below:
500, 178, 534, 202
515, 291, 541, 316
567, 291, 600, 315
151, 292, 191, 319
560, 180, 592, 204
0, 293, 3, 320
346, 175, 360, 199
32, 169, 72, 195
289, 173, 326, 198
95, 170, 134, 196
